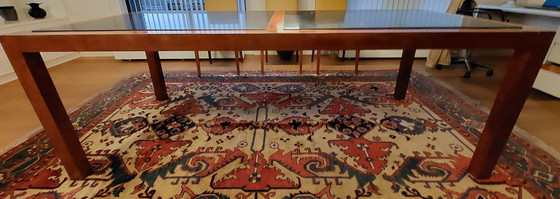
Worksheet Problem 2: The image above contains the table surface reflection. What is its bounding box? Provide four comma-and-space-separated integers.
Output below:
35, 11, 275, 32
284, 10, 520, 29
35, 9, 520, 32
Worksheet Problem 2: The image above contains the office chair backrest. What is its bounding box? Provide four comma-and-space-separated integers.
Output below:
316, 0, 348, 10
266, 0, 298, 11
457, 0, 475, 15
206, 0, 238, 11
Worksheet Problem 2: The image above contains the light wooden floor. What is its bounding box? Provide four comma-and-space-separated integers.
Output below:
1, 53, 559, 157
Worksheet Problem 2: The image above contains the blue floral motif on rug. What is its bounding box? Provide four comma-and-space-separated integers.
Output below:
0, 71, 558, 199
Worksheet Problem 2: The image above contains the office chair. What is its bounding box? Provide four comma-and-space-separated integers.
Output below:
195, 0, 242, 77
438, 0, 494, 78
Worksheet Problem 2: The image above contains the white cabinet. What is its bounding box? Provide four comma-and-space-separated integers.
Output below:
547, 42, 560, 64
0, 17, 80, 84
533, 65, 560, 97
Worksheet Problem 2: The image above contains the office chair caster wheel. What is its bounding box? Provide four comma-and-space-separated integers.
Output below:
486, 70, 494, 76
435, 65, 443, 70
463, 72, 471, 78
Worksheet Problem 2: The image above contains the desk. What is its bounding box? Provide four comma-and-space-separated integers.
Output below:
0, 10, 554, 180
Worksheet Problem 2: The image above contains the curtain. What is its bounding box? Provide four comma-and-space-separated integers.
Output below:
425, 0, 464, 68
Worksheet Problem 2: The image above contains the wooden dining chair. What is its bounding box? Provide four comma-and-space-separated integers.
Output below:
312, 0, 354, 75
261, 0, 300, 75
194, 0, 242, 77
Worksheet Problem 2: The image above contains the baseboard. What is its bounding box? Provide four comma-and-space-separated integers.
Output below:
0, 73, 17, 85
80, 52, 115, 57
45, 52, 80, 68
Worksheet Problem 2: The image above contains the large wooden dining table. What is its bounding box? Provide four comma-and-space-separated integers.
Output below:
0, 10, 554, 180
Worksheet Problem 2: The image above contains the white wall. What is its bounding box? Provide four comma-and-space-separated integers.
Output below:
246, 0, 266, 11
63, 0, 127, 23
0, 0, 10, 6
299, 0, 315, 10
61, 0, 128, 57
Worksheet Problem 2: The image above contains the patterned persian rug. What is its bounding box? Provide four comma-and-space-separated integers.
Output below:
0, 71, 558, 199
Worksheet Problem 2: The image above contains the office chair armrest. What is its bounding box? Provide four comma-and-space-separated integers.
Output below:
460, 10, 493, 20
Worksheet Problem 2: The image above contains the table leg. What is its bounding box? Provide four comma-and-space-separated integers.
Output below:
5, 52, 91, 180
145, 51, 168, 101
394, 49, 416, 100
469, 45, 550, 179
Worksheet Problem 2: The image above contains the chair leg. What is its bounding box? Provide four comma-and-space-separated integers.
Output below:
311, 50, 315, 62
342, 50, 346, 62
265, 50, 268, 62
354, 50, 360, 75
234, 50, 240, 76
465, 49, 493, 74
453, 49, 493, 78
296, 51, 299, 62
471, 62, 494, 76
462, 49, 474, 78
207, 51, 212, 64
260, 50, 265, 75
239, 51, 244, 63
194, 51, 201, 77
299, 50, 303, 75
316, 50, 321, 75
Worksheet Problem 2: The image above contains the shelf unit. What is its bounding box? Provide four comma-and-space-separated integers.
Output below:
478, 4, 560, 98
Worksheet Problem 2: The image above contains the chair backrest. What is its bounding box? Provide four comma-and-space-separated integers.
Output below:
316, 0, 348, 10
205, 0, 238, 11
266, 0, 298, 11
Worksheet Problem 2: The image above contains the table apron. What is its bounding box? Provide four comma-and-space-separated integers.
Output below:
0, 31, 548, 52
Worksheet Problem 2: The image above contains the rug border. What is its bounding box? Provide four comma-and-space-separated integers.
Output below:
0, 70, 558, 198
416, 69, 560, 161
